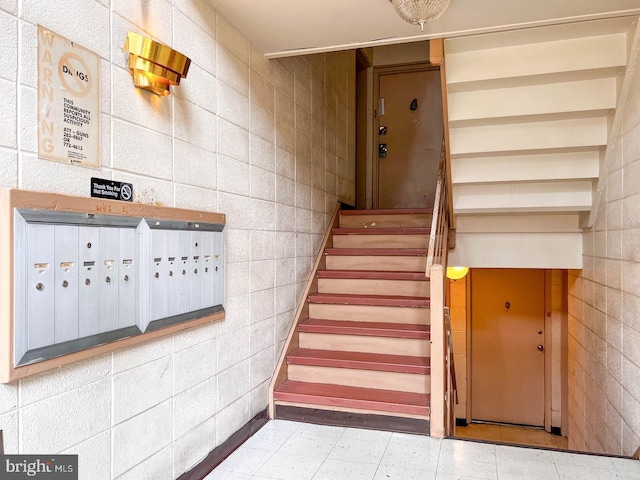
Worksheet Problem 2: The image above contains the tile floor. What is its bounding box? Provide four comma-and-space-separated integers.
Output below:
455, 422, 568, 449
205, 419, 640, 480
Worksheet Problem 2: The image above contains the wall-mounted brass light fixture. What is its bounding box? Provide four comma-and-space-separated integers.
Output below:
124, 32, 191, 96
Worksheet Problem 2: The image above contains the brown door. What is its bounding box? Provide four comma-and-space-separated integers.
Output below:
471, 268, 545, 426
376, 66, 443, 209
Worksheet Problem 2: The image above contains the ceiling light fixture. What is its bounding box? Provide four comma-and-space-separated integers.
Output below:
388, 0, 451, 31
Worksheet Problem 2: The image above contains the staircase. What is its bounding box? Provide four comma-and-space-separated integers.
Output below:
272, 208, 433, 430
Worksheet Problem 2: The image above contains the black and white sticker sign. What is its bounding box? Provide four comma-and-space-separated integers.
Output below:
91, 178, 134, 202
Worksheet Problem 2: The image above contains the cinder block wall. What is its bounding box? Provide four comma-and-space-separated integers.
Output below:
567, 47, 640, 456
0, 0, 356, 478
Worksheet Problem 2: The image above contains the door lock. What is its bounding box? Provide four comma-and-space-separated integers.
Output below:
379, 126, 388, 135
378, 143, 387, 158
537, 344, 544, 351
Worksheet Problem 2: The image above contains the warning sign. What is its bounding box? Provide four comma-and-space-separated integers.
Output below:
37, 26, 100, 169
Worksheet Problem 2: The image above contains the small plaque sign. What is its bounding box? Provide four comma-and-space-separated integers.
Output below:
90, 178, 133, 202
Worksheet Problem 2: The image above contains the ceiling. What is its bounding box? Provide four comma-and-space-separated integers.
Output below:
205, 0, 640, 58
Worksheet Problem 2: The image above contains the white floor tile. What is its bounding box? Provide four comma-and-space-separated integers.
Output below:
205, 421, 631, 480
495, 444, 554, 463
203, 470, 252, 480
295, 422, 346, 440
380, 439, 439, 472
436, 457, 498, 480
374, 464, 436, 480
435, 474, 487, 480
311, 459, 378, 480
261, 419, 303, 432
611, 457, 640, 477
496, 457, 560, 480
441, 439, 497, 461
215, 448, 273, 476
255, 451, 324, 480
340, 427, 393, 444
242, 427, 295, 452
551, 451, 615, 469
555, 463, 622, 480
327, 437, 388, 464
279, 431, 338, 458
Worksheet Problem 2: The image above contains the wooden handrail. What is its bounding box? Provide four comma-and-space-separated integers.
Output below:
426, 137, 448, 278
430, 38, 455, 233
444, 306, 458, 436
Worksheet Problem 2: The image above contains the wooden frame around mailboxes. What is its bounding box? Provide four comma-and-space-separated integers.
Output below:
0, 188, 226, 383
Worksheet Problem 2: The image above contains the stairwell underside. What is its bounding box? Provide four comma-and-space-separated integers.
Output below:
444, 16, 640, 269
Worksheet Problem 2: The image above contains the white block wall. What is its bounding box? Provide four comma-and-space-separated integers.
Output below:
0, 0, 356, 478
568, 34, 640, 456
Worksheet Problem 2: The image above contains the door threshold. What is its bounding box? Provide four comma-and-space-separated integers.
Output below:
454, 421, 567, 450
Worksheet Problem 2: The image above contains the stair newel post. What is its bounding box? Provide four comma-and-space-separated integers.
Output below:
429, 263, 446, 438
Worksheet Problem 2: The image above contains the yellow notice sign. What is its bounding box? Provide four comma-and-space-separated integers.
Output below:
38, 26, 100, 169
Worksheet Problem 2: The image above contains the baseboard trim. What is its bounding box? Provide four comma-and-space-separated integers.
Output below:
275, 405, 430, 435
177, 408, 269, 480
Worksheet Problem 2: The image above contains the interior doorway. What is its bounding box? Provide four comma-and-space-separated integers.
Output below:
373, 65, 443, 209
470, 268, 546, 426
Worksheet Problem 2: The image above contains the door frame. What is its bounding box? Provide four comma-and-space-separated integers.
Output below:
372, 63, 440, 209
467, 268, 551, 428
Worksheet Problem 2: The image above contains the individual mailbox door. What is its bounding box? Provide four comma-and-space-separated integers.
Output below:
54, 225, 79, 343
26, 224, 55, 350
201, 231, 214, 308
150, 229, 168, 321
118, 228, 137, 329
165, 229, 181, 317
99, 227, 119, 332
176, 229, 191, 315
190, 230, 204, 311
212, 231, 224, 307
78, 226, 100, 337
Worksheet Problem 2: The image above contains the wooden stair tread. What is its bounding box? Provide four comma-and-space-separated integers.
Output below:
332, 228, 430, 235
340, 209, 433, 215
324, 248, 429, 256
288, 348, 430, 374
299, 319, 430, 339
274, 380, 430, 416
317, 270, 428, 280
308, 293, 430, 308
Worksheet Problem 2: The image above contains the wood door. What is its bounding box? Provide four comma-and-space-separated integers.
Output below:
471, 268, 545, 426
376, 66, 443, 209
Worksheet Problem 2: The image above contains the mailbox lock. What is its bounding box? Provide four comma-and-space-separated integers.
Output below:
182, 269, 186, 275
36, 282, 44, 291
123, 275, 129, 282
154, 272, 159, 278
169, 271, 174, 277
61, 280, 69, 288
205, 267, 209, 273
194, 268, 198, 275
85, 279, 91, 286
105, 276, 111, 284
215, 266, 218, 272
87, 242, 92, 248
